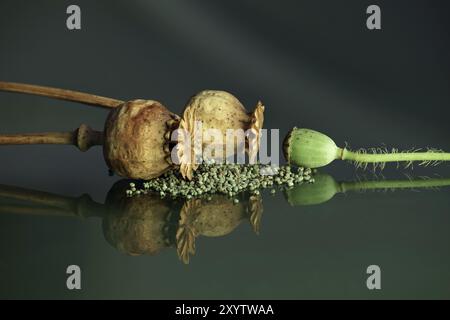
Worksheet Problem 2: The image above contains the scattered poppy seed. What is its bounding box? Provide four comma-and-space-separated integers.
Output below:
126, 161, 314, 199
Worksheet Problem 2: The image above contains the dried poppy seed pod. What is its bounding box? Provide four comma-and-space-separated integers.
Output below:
177, 90, 265, 180
103, 99, 180, 180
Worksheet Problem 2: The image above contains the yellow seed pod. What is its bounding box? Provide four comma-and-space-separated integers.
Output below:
103, 99, 180, 180
176, 90, 265, 180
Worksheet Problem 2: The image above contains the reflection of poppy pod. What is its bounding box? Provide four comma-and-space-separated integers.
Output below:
103, 180, 174, 256
185, 196, 247, 237
176, 194, 263, 263
103, 100, 180, 180
103, 196, 171, 256
177, 91, 265, 180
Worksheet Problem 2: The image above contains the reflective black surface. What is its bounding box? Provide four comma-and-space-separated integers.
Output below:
1, 169, 450, 299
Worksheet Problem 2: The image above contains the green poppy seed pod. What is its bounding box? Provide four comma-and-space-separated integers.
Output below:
284, 172, 340, 206
283, 128, 341, 168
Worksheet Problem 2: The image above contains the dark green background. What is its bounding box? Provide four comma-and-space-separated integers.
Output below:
0, 0, 449, 299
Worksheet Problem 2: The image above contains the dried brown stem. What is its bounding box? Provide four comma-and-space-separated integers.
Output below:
0, 81, 124, 108
0, 124, 103, 152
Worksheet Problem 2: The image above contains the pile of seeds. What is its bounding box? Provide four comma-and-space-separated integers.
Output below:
126, 161, 314, 199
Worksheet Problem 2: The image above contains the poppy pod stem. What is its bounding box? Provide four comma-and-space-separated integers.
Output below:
340, 148, 450, 168
0, 124, 103, 152
284, 127, 450, 170
0, 81, 123, 108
